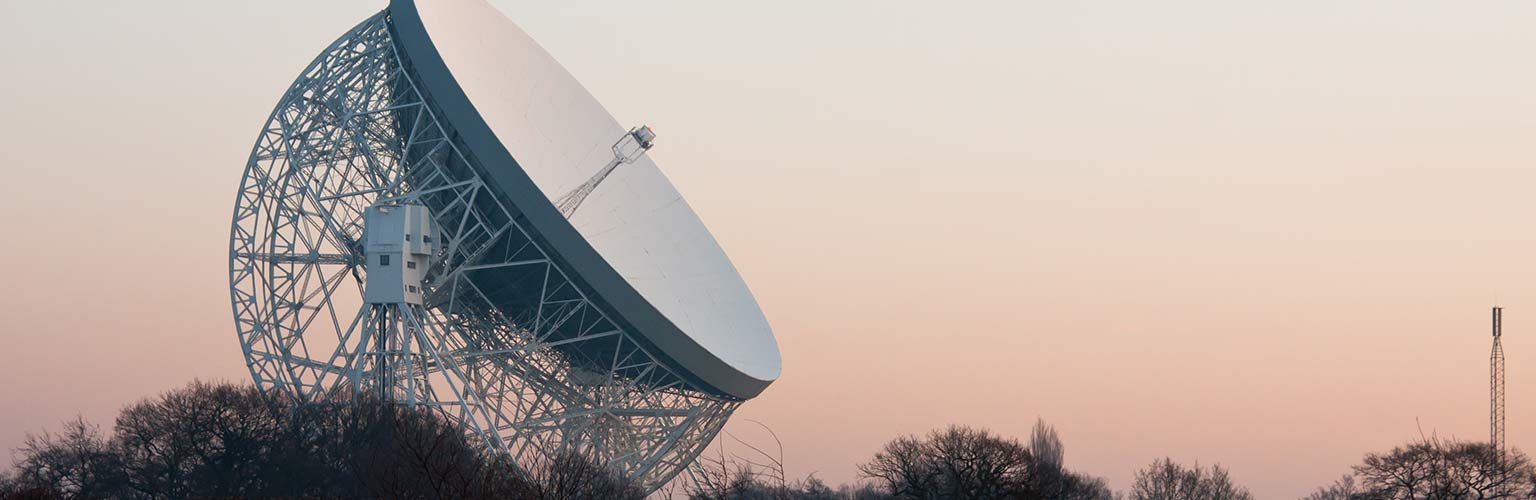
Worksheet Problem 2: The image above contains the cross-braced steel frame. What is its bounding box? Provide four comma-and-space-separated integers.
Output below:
1492, 307, 1506, 469
227, 12, 738, 491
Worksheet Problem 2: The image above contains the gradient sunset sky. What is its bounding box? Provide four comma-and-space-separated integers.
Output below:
5, 1, 1536, 497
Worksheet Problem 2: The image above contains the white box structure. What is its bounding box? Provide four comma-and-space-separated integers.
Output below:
364, 204, 435, 304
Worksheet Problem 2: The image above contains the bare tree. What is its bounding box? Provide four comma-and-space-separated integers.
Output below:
861, 434, 939, 499
1129, 458, 1253, 500
1302, 475, 1362, 500
859, 426, 1032, 499
931, 426, 1035, 498
1025, 419, 1113, 500
517, 452, 645, 500
110, 382, 285, 499
1030, 419, 1065, 473
1, 381, 641, 500
1341, 436, 1536, 500
11, 417, 125, 499
0, 475, 65, 500
685, 420, 893, 500
1060, 475, 1117, 500
859, 424, 1112, 500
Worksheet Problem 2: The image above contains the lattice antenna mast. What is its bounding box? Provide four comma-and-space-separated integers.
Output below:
556, 126, 656, 218
1492, 306, 1506, 459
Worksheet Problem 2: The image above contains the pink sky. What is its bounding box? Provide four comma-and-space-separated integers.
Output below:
6, 1, 1536, 497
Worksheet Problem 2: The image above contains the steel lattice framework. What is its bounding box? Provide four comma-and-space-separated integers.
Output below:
228, 12, 737, 490
1492, 307, 1506, 459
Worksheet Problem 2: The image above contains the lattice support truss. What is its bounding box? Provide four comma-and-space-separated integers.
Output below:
1492, 307, 1506, 458
227, 12, 738, 491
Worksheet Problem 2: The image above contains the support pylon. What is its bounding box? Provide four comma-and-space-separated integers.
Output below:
1492, 307, 1506, 484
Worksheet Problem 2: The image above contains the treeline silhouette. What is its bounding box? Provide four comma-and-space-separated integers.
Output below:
0, 382, 643, 500
1304, 436, 1536, 500
682, 421, 1118, 500
4, 382, 1536, 499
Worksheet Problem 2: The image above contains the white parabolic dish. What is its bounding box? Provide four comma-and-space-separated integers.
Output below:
390, 0, 780, 399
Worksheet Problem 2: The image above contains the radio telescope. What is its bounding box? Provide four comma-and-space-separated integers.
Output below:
227, 0, 780, 489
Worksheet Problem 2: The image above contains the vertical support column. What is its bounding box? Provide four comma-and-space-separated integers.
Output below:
376, 305, 391, 401
1492, 306, 1506, 484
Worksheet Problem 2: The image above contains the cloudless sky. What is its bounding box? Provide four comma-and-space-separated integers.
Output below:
6, 1, 1536, 497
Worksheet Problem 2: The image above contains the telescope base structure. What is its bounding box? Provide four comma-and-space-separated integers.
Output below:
227, 12, 738, 491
